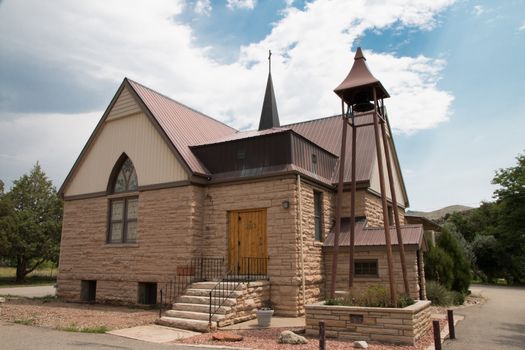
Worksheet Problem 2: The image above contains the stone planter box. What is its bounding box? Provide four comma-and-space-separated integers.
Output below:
305, 300, 431, 345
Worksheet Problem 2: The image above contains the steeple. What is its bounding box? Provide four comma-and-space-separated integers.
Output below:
334, 47, 389, 107
258, 50, 280, 131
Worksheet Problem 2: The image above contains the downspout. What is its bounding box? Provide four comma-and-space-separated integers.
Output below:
297, 174, 306, 309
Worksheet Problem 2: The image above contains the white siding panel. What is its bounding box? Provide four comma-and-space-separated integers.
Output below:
107, 88, 141, 120
64, 111, 188, 196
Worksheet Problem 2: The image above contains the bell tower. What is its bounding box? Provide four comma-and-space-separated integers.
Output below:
329, 48, 410, 303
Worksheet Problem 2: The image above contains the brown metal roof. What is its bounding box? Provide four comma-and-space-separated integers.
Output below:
285, 115, 376, 184
323, 218, 424, 248
334, 48, 389, 104
127, 79, 237, 175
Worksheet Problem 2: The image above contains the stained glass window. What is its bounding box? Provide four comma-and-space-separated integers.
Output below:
108, 157, 139, 243
113, 158, 138, 193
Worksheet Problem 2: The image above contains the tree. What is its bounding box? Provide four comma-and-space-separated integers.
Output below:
0, 163, 63, 282
491, 151, 525, 284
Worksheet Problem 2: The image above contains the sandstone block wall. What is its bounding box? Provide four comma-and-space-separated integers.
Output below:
341, 190, 405, 227
305, 300, 432, 345
220, 280, 271, 326
324, 247, 422, 300
57, 185, 204, 304
201, 177, 301, 316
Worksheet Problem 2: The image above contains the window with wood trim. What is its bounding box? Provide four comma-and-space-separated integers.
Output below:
354, 260, 378, 277
108, 156, 139, 244
314, 191, 323, 241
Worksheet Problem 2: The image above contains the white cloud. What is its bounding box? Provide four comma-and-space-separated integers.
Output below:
0, 0, 456, 186
473, 5, 485, 16
227, 0, 257, 10
194, 0, 212, 15
519, 21, 525, 31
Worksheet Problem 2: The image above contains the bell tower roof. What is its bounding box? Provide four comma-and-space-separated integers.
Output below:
258, 50, 280, 131
334, 47, 390, 104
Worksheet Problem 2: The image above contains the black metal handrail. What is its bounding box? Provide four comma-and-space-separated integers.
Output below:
160, 257, 225, 314
208, 256, 269, 328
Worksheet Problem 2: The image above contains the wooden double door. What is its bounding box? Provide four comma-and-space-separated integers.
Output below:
228, 209, 268, 275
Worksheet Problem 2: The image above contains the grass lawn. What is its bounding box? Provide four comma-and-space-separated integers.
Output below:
0, 266, 57, 287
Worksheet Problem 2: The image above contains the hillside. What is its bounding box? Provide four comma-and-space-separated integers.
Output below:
407, 205, 474, 221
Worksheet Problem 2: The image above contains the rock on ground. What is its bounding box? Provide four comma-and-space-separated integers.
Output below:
212, 331, 243, 342
278, 330, 308, 344
354, 340, 368, 348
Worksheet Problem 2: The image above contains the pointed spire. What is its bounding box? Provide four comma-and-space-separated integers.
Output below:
334, 47, 389, 105
258, 50, 280, 130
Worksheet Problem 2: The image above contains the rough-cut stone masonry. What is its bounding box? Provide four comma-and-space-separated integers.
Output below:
221, 280, 271, 326
305, 300, 431, 345
297, 181, 334, 312
324, 247, 423, 300
57, 185, 204, 304
341, 190, 405, 227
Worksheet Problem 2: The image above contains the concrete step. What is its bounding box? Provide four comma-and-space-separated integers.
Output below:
189, 282, 221, 289
185, 288, 243, 298
173, 302, 231, 314
177, 295, 237, 306
165, 309, 225, 322
156, 316, 215, 332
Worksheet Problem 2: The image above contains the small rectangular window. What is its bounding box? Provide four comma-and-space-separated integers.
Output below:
354, 260, 378, 277
314, 191, 323, 241
81, 280, 96, 303
138, 282, 157, 305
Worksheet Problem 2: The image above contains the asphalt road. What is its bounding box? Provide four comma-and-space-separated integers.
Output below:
443, 285, 525, 350
0, 322, 223, 350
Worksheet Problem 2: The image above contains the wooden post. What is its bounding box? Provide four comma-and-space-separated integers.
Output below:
159, 289, 163, 318
372, 88, 396, 305
349, 114, 357, 288
380, 119, 410, 295
447, 309, 455, 340
331, 100, 348, 298
319, 320, 326, 350
433, 320, 442, 350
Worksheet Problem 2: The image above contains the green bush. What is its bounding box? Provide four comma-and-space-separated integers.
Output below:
357, 285, 390, 307
438, 224, 472, 293
452, 291, 465, 305
425, 245, 454, 289
426, 281, 453, 306
324, 298, 343, 306
397, 294, 415, 308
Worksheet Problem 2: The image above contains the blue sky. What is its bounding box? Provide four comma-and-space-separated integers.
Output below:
0, 0, 524, 211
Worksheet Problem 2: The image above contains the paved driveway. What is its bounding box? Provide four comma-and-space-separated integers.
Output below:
0, 322, 228, 350
0, 284, 56, 298
444, 285, 525, 350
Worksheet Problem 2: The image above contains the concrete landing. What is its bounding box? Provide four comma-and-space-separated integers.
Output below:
108, 324, 199, 343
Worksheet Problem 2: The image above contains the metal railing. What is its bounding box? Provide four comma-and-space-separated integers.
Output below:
208, 257, 269, 328
160, 257, 225, 312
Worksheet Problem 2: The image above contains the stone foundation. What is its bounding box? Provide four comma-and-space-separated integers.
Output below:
220, 280, 271, 326
305, 300, 431, 345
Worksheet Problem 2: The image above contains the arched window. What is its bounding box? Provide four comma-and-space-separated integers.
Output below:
108, 156, 138, 244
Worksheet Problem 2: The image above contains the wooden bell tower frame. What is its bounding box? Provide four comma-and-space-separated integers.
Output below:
330, 48, 410, 305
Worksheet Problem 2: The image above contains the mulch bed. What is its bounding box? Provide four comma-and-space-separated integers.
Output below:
176, 320, 448, 350
0, 297, 157, 330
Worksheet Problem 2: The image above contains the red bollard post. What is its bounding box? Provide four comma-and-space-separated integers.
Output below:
447, 310, 455, 340
433, 320, 442, 350
319, 320, 325, 350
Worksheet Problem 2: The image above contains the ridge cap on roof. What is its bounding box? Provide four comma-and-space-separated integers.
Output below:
126, 78, 237, 132
282, 114, 341, 127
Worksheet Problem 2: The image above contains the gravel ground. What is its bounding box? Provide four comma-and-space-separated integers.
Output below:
0, 297, 157, 331
177, 320, 448, 350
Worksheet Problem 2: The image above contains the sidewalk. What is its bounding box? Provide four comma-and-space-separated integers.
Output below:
0, 285, 55, 298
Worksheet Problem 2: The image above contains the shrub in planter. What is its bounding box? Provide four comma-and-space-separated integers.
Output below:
397, 293, 415, 308
357, 285, 390, 307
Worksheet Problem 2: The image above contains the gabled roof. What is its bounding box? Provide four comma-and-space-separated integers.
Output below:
59, 78, 237, 196
127, 80, 237, 175
323, 218, 426, 249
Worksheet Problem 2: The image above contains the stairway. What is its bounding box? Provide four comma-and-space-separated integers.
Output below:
156, 281, 244, 332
